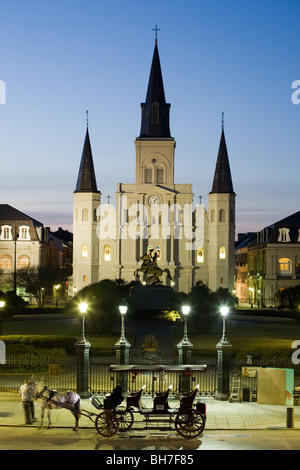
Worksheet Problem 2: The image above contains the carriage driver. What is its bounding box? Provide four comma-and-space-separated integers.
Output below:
19, 379, 37, 422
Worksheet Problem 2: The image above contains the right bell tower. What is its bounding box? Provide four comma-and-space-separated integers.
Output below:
208, 119, 236, 293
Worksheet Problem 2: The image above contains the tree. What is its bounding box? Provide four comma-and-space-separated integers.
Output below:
67, 279, 133, 334
276, 285, 300, 310
17, 265, 69, 306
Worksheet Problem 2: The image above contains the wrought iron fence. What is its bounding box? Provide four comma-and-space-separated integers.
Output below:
1, 354, 299, 400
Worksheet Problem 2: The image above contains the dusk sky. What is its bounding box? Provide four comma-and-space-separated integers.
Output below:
0, 0, 299, 237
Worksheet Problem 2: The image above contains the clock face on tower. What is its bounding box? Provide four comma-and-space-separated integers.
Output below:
148, 194, 162, 207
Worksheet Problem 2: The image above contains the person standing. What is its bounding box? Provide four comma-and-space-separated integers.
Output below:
19, 379, 36, 422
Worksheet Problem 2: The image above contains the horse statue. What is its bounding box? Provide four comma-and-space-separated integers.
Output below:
134, 250, 173, 285
33, 380, 81, 431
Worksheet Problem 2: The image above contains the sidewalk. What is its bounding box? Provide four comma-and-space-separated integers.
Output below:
1, 391, 300, 431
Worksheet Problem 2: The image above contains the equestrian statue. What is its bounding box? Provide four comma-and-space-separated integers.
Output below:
134, 249, 173, 285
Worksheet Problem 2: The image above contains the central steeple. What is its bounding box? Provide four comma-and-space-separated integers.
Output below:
139, 41, 171, 138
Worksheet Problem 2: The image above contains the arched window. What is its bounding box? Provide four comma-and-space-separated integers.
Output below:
81, 245, 88, 258
197, 248, 204, 263
277, 258, 292, 277
296, 258, 300, 278
104, 245, 111, 262
156, 167, 164, 183
145, 167, 152, 183
0, 254, 12, 269
82, 208, 88, 222
220, 209, 225, 223
151, 102, 159, 124
219, 246, 226, 259
18, 255, 30, 268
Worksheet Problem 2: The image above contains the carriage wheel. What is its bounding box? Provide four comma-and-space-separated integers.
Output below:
95, 410, 119, 437
175, 409, 205, 439
114, 410, 134, 432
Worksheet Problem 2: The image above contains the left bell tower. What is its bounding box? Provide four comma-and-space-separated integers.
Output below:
72, 125, 101, 294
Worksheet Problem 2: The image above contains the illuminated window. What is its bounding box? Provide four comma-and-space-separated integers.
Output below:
197, 248, 204, 263
83, 275, 87, 283
219, 246, 226, 259
277, 258, 292, 277
81, 245, 88, 258
18, 255, 30, 268
19, 225, 30, 240
0, 225, 12, 240
0, 254, 13, 269
104, 245, 111, 261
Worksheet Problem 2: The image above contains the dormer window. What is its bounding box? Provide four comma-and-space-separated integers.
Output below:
278, 228, 290, 242
0, 225, 12, 240
19, 225, 30, 240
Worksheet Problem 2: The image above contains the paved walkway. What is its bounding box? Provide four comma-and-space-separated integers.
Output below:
1, 391, 300, 431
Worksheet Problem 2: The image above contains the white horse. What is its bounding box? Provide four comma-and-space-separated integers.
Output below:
33, 381, 81, 431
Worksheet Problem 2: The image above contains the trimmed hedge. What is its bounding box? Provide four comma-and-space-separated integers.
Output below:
0, 335, 78, 355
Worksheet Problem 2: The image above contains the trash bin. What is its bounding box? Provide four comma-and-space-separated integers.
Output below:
22, 402, 33, 425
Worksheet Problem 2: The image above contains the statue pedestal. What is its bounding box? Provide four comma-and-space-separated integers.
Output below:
131, 285, 174, 310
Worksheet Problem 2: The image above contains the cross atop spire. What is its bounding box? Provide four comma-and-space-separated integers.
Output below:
152, 24, 161, 43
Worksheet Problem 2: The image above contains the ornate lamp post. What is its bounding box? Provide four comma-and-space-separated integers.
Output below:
177, 304, 193, 392
0, 301, 5, 336
115, 299, 131, 365
115, 299, 131, 393
216, 305, 232, 400
75, 302, 91, 398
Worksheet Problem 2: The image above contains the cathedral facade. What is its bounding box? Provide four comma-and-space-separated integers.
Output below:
72, 41, 236, 295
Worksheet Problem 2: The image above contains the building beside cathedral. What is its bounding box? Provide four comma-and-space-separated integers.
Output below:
72, 40, 236, 295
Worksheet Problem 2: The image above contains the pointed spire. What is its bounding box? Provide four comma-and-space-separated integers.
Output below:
211, 123, 234, 194
75, 127, 99, 193
139, 41, 171, 138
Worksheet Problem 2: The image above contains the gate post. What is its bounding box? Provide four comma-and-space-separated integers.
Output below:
216, 342, 232, 400
75, 337, 91, 399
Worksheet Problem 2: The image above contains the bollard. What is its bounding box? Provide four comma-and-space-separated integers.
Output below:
286, 407, 294, 428
22, 402, 33, 425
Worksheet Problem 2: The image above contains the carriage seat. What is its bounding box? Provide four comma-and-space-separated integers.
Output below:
179, 384, 199, 411
126, 385, 146, 411
141, 385, 173, 414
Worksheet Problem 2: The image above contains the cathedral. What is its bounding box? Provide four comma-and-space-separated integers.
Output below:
71, 40, 236, 295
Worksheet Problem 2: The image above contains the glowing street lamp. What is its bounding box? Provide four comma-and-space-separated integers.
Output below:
117, 299, 129, 345
75, 302, 90, 399
79, 302, 88, 340
177, 304, 193, 369
219, 305, 230, 345
216, 305, 232, 400
181, 305, 191, 344
115, 299, 131, 369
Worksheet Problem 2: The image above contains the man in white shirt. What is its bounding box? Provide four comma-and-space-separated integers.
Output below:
19, 379, 36, 422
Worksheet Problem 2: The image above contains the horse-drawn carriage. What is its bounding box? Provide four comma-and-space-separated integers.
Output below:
34, 364, 207, 439
91, 364, 207, 439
